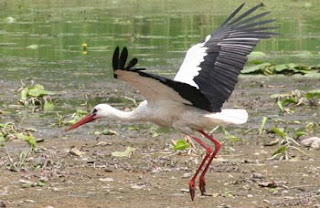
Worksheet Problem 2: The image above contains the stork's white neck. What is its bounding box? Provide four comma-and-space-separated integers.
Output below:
95, 102, 147, 122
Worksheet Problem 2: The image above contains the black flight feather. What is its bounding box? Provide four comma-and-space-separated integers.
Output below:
189, 2, 277, 112
111, 3, 277, 112
112, 47, 146, 78
111, 47, 213, 111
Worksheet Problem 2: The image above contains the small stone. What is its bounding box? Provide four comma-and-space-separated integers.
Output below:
130, 184, 144, 189
311, 142, 320, 149
301, 137, 320, 149
181, 173, 192, 178
252, 172, 264, 179
99, 178, 114, 182
0, 200, 6, 207
258, 180, 277, 188
247, 194, 253, 198
180, 188, 189, 193
263, 199, 270, 204
94, 141, 112, 146
52, 187, 60, 191
104, 169, 113, 173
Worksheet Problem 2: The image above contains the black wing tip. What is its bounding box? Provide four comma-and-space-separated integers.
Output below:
112, 46, 145, 78
239, 2, 246, 8
112, 46, 120, 71
222, 2, 271, 27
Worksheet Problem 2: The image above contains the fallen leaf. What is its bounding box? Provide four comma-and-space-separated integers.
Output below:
172, 139, 191, 150
111, 147, 135, 158
69, 146, 85, 156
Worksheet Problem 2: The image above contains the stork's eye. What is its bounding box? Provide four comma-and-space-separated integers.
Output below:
92, 108, 97, 114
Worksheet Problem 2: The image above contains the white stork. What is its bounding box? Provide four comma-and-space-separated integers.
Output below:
66, 3, 276, 200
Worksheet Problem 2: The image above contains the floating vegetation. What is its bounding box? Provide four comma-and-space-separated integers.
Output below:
258, 117, 317, 161
0, 122, 37, 150
242, 63, 320, 75
55, 109, 88, 127
248, 51, 267, 60
271, 89, 320, 113
18, 81, 54, 110
0, 122, 38, 171
268, 127, 312, 161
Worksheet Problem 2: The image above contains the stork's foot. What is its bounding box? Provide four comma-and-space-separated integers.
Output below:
189, 180, 196, 201
199, 177, 206, 195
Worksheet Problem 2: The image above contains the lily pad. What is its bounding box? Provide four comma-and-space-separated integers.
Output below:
242, 62, 320, 75
27, 84, 51, 97
242, 63, 272, 74
248, 51, 267, 59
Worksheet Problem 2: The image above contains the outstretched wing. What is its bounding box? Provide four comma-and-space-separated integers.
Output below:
174, 3, 277, 112
112, 47, 212, 111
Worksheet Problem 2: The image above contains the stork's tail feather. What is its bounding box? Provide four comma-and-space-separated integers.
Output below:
112, 47, 146, 78
206, 109, 248, 125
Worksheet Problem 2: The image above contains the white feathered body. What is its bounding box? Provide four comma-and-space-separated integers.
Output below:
125, 101, 248, 134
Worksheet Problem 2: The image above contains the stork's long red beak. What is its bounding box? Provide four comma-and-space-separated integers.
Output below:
65, 114, 96, 131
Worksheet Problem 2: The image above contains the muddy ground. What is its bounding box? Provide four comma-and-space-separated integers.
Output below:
0, 75, 320, 208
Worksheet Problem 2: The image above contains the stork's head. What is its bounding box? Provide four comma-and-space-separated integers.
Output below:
66, 104, 111, 131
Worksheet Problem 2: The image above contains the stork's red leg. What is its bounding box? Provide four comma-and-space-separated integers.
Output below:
189, 136, 212, 201
198, 130, 221, 195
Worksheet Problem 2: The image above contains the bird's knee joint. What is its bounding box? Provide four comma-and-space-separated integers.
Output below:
206, 147, 212, 154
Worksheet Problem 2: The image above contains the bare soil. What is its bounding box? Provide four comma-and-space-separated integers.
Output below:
1, 76, 320, 208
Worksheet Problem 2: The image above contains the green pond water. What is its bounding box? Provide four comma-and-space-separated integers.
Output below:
0, 0, 319, 85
